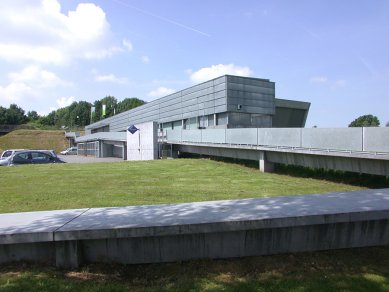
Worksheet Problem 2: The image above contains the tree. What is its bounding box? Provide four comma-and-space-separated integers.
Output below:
39, 110, 56, 126
5, 104, 27, 124
117, 97, 145, 114
386, 121, 389, 127
27, 110, 40, 121
56, 107, 71, 128
92, 100, 102, 123
72, 101, 92, 127
0, 106, 7, 124
100, 95, 117, 118
349, 114, 380, 127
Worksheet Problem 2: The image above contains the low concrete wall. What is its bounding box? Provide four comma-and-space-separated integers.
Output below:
301, 128, 363, 151
364, 127, 389, 152
0, 189, 389, 268
258, 128, 301, 147
226, 129, 257, 145
166, 127, 389, 153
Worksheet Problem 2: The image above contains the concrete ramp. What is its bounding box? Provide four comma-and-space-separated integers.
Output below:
1, 189, 389, 268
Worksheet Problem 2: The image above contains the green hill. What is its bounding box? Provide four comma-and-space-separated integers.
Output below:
0, 129, 68, 154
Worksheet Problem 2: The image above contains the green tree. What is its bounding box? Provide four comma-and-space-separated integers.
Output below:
349, 114, 380, 127
56, 107, 70, 128
100, 95, 117, 118
117, 97, 145, 114
0, 106, 7, 124
92, 100, 102, 123
39, 110, 56, 126
27, 110, 40, 121
72, 101, 92, 127
5, 104, 27, 124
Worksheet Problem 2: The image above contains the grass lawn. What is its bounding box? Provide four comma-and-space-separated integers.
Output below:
0, 158, 364, 213
1, 246, 388, 291
0, 159, 388, 291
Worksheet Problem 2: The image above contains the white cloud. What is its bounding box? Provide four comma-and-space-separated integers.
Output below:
56, 96, 75, 108
8, 65, 69, 88
95, 73, 128, 84
189, 64, 252, 83
0, 0, 118, 65
310, 76, 328, 83
122, 39, 133, 52
0, 65, 71, 110
148, 86, 175, 98
141, 55, 150, 64
0, 82, 34, 104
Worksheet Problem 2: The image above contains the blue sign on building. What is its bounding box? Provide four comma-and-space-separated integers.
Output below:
127, 124, 139, 134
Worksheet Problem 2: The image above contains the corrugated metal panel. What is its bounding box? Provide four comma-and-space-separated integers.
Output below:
86, 75, 279, 133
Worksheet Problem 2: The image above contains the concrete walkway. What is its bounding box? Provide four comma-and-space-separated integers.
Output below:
1, 188, 389, 267
58, 155, 124, 163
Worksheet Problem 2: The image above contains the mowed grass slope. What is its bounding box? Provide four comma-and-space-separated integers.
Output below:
0, 129, 67, 154
0, 159, 362, 213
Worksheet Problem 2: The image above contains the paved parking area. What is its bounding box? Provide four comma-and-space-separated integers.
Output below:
58, 155, 124, 164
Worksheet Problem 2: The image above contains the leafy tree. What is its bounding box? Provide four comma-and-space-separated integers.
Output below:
349, 114, 380, 127
92, 100, 102, 123
5, 104, 27, 124
72, 101, 92, 127
117, 97, 145, 114
53, 101, 92, 128
27, 110, 40, 121
56, 107, 70, 128
39, 110, 56, 126
91, 96, 118, 122
0, 106, 7, 124
100, 95, 117, 118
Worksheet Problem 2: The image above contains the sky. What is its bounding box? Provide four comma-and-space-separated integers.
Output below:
0, 0, 388, 128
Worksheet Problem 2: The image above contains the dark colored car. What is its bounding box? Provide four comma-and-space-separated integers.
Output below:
8, 150, 65, 165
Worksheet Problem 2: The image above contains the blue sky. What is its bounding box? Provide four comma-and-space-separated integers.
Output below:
0, 0, 388, 127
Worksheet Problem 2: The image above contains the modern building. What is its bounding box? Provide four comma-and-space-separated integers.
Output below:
76, 75, 310, 158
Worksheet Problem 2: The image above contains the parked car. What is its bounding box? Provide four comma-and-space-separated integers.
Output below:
60, 147, 77, 155
4, 150, 65, 166
0, 149, 27, 160
0, 156, 13, 166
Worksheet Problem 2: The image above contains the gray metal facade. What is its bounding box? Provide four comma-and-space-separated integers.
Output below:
85, 75, 310, 135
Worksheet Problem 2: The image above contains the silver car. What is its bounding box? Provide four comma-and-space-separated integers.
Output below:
0, 149, 27, 160
60, 147, 77, 155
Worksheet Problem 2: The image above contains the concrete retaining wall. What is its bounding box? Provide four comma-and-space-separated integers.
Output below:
1, 189, 389, 268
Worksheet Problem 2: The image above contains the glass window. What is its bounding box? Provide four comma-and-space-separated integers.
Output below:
208, 115, 215, 127
31, 152, 50, 162
16, 153, 29, 160
217, 113, 228, 125
199, 116, 208, 128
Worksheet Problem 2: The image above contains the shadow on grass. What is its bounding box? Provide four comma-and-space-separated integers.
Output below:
1, 247, 389, 291
274, 164, 389, 189
181, 153, 389, 189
